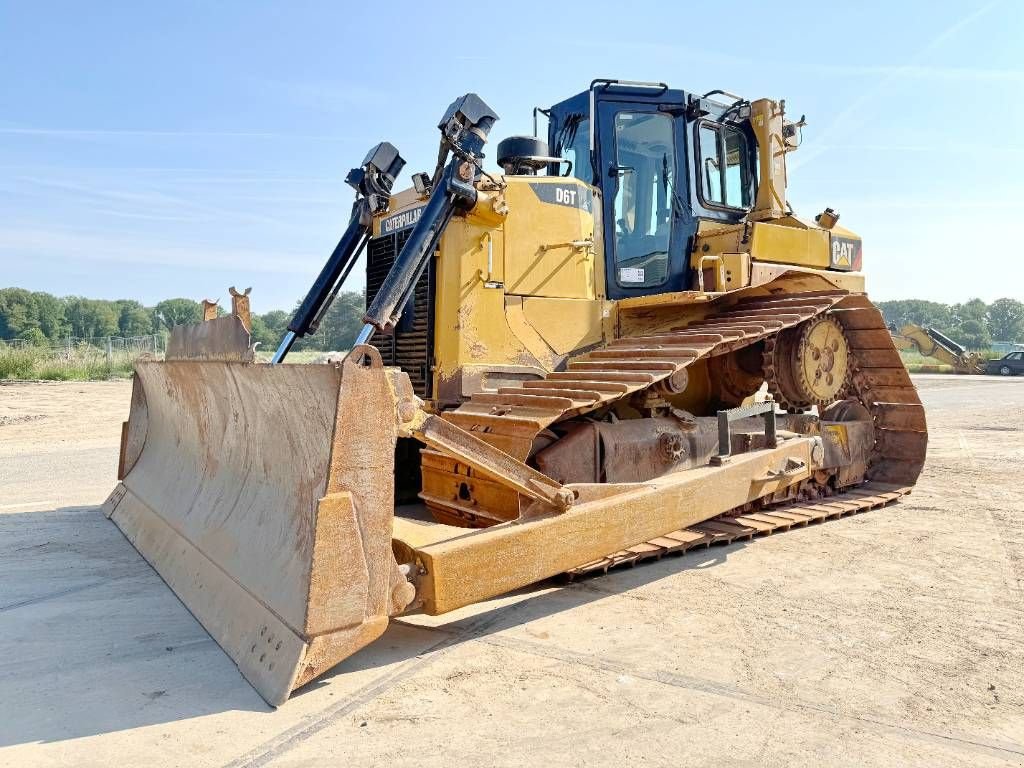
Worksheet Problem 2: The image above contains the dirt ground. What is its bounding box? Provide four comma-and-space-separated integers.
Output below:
1, 375, 1023, 767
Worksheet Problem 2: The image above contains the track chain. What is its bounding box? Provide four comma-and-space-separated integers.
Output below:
568, 482, 911, 577
422, 287, 927, 533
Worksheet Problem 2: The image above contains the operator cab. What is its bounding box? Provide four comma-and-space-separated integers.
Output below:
545, 79, 757, 299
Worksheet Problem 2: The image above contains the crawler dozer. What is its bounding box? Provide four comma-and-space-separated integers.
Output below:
105, 81, 927, 706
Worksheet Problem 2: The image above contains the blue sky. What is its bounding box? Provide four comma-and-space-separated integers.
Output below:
1, 0, 1021, 311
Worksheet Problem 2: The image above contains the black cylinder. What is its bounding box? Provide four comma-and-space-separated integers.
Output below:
287, 205, 368, 337
363, 165, 459, 331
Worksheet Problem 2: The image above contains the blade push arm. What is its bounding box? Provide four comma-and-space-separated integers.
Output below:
271, 142, 405, 363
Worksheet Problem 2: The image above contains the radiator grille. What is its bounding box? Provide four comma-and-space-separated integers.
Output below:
365, 228, 434, 397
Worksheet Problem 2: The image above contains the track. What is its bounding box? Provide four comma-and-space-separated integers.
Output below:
568, 481, 911, 576
421, 288, 927, 531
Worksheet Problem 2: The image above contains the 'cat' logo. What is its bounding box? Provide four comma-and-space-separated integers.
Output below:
830, 236, 861, 271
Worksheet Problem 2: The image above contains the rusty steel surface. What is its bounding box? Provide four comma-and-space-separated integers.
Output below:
164, 314, 255, 362
534, 416, 722, 484
404, 437, 821, 615
101, 280, 926, 706
407, 411, 573, 512
556, 289, 926, 576
104, 351, 415, 706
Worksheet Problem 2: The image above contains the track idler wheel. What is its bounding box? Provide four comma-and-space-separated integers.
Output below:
708, 343, 765, 408
764, 315, 851, 412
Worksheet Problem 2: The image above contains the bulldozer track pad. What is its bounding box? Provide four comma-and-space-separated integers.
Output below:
424, 284, 926, 524
567, 482, 911, 577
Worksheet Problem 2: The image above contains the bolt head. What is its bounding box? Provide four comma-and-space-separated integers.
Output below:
398, 400, 419, 422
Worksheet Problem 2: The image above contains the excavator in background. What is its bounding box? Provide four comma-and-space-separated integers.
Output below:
103, 80, 927, 706
890, 323, 984, 374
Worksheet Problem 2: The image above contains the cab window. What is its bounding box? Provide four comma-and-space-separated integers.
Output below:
611, 111, 675, 288
553, 115, 591, 184
696, 120, 752, 209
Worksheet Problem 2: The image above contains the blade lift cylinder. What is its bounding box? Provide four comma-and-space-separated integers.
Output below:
271, 142, 405, 363
355, 93, 499, 345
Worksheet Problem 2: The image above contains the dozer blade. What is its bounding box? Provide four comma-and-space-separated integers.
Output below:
103, 344, 416, 706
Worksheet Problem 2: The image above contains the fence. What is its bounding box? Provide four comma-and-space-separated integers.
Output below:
992, 340, 1024, 355
0, 335, 166, 379
1, 334, 163, 357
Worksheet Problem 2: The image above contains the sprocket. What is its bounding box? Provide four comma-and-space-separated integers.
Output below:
763, 315, 851, 412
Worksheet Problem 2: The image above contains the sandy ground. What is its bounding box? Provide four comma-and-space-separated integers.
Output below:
1, 375, 1023, 767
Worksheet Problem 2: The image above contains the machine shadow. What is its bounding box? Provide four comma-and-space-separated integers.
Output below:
0, 503, 744, 745
299, 539, 741, 691
0, 505, 271, 748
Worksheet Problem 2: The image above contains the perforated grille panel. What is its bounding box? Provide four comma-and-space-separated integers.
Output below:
365, 229, 434, 397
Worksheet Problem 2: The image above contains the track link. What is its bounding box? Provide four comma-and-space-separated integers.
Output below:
421, 287, 926, 530
567, 482, 911, 577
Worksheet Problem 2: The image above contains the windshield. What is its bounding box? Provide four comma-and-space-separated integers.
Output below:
611, 111, 674, 288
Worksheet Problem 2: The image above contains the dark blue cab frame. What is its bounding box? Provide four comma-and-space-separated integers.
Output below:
547, 81, 756, 300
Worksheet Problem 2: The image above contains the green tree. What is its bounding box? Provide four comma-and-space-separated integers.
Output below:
957, 318, 992, 350
875, 299, 954, 331
317, 291, 364, 351
18, 327, 47, 345
65, 297, 119, 338
987, 298, 1024, 342
33, 292, 69, 340
153, 298, 203, 329
946, 299, 988, 347
0, 288, 38, 339
115, 300, 154, 336
261, 310, 290, 336
248, 314, 275, 349
0, 288, 68, 341
951, 298, 988, 324
248, 309, 290, 351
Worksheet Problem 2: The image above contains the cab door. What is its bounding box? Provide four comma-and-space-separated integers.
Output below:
596, 99, 690, 299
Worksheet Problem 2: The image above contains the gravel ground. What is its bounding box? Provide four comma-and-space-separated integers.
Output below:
0, 375, 1022, 767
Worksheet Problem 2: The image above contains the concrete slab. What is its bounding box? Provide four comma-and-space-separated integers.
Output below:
1, 377, 1023, 767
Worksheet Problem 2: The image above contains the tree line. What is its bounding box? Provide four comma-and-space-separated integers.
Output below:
875, 298, 1024, 350
2, 287, 1022, 353
0, 287, 366, 352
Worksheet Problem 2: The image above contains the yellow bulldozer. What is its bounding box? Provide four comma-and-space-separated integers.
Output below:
103, 81, 927, 706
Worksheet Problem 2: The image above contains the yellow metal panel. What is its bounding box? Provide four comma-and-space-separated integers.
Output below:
504, 296, 557, 369
521, 297, 604, 355
749, 262, 865, 293
693, 219, 832, 272
748, 99, 789, 222
720, 252, 750, 290
432, 213, 550, 401
407, 439, 814, 615
372, 188, 426, 237
502, 177, 597, 299
750, 219, 830, 268
693, 251, 751, 292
